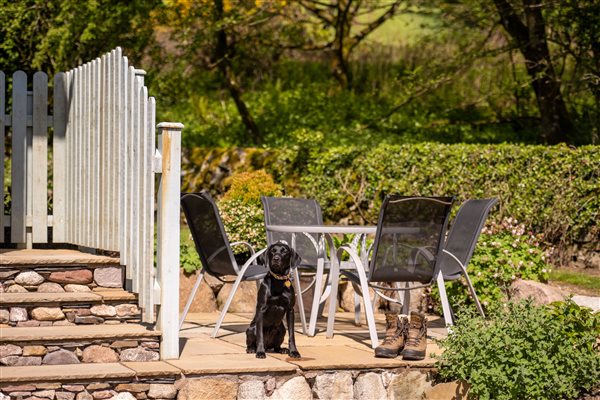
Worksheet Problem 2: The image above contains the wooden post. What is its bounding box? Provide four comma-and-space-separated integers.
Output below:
156, 122, 183, 360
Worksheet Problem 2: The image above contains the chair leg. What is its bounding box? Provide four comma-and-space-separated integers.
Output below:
308, 257, 325, 336
354, 292, 362, 326
401, 282, 410, 315
292, 267, 308, 335
212, 273, 245, 338
436, 272, 454, 327
325, 259, 341, 339
179, 270, 205, 330
356, 271, 378, 349
463, 273, 486, 318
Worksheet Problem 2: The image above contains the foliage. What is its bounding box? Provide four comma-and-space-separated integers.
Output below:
218, 170, 282, 252
435, 299, 600, 400
183, 143, 600, 258
0, 0, 159, 75
432, 217, 552, 312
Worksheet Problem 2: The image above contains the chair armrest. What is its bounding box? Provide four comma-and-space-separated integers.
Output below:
230, 241, 256, 256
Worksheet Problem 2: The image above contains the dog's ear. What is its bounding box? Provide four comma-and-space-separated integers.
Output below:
289, 248, 301, 269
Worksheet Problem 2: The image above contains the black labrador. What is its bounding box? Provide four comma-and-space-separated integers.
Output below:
246, 242, 302, 359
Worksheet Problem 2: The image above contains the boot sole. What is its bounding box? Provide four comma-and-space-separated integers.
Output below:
401, 349, 425, 360
374, 348, 402, 358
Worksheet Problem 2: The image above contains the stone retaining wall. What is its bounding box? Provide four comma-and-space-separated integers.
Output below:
0, 339, 160, 367
0, 302, 141, 327
0, 369, 469, 400
0, 266, 124, 293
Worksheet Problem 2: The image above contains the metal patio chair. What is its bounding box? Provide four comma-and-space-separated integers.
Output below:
179, 192, 307, 337
435, 198, 499, 322
327, 195, 454, 348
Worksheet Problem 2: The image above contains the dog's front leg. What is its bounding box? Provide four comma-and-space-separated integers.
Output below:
286, 308, 301, 358
255, 284, 268, 359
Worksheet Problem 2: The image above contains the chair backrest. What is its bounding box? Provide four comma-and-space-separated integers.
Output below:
181, 192, 239, 277
440, 198, 498, 279
369, 195, 454, 284
261, 196, 323, 267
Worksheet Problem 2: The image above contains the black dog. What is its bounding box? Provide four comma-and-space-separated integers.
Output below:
246, 242, 302, 359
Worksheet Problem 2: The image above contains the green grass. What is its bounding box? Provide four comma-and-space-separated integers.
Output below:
549, 269, 600, 294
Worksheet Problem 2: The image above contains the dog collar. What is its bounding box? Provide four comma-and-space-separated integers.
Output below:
269, 271, 292, 287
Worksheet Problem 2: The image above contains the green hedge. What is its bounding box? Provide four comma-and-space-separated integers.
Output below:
183, 143, 599, 254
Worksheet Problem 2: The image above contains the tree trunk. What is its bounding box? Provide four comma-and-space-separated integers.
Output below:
493, 0, 573, 144
213, 0, 262, 145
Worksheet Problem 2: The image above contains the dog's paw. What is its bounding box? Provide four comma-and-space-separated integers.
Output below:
246, 347, 256, 354
289, 350, 301, 358
256, 351, 266, 359
278, 348, 289, 354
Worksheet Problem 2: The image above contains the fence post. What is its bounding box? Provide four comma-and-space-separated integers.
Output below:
156, 122, 183, 360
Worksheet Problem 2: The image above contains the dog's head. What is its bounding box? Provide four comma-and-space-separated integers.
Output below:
262, 242, 301, 275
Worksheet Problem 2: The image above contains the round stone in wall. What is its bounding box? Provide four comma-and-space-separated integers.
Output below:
42, 349, 80, 365
93, 267, 123, 288
15, 271, 45, 286
119, 347, 159, 362
9, 307, 28, 322
0, 309, 9, 324
90, 305, 116, 317
6, 284, 28, 293
82, 345, 119, 363
64, 284, 92, 292
38, 282, 66, 293
31, 307, 66, 321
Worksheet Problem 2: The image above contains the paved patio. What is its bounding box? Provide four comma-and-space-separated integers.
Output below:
174, 311, 447, 374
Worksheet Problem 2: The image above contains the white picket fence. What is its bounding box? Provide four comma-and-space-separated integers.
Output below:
0, 48, 181, 359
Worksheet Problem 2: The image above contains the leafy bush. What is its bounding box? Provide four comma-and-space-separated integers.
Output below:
218, 170, 282, 253
432, 217, 553, 311
436, 299, 600, 400
183, 143, 600, 257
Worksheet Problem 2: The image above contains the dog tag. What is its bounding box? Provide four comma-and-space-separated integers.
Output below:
284, 280, 291, 288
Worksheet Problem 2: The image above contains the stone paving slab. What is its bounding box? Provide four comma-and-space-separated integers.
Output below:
167, 353, 298, 374
0, 249, 120, 266
0, 291, 104, 305
0, 363, 135, 384
95, 290, 137, 301
180, 336, 246, 357
121, 361, 182, 378
0, 323, 160, 342
268, 345, 437, 370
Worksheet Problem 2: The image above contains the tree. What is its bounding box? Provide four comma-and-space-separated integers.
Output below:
491, 0, 574, 144
0, 0, 160, 75
160, 0, 288, 145
286, 0, 403, 90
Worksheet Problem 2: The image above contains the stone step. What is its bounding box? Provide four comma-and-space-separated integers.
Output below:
1, 249, 125, 292
0, 362, 181, 398
0, 290, 139, 327
0, 324, 161, 367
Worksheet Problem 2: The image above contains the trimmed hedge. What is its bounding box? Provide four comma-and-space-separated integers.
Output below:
183, 143, 599, 255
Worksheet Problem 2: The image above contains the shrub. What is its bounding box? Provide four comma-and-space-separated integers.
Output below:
432, 217, 553, 312
218, 170, 282, 252
435, 299, 600, 400
182, 143, 600, 259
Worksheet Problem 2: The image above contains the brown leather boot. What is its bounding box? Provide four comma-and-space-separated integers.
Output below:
374, 314, 409, 358
401, 312, 427, 360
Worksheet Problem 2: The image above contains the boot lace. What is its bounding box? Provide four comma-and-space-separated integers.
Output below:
406, 324, 426, 347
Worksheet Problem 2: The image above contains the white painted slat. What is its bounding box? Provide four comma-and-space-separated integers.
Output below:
75, 67, 83, 246
143, 94, 156, 322
11, 71, 27, 243
85, 63, 92, 248
0, 71, 5, 243
108, 49, 117, 251
32, 72, 48, 243
119, 55, 129, 266
92, 59, 100, 249
64, 71, 73, 243
136, 82, 147, 302
101, 54, 108, 250
26, 89, 33, 248
53, 72, 67, 243
130, 67, 142, 292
